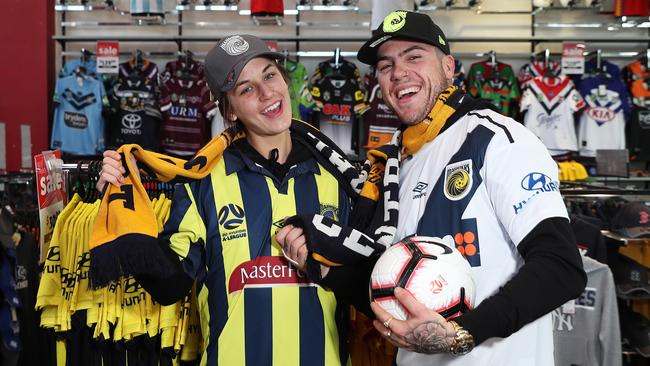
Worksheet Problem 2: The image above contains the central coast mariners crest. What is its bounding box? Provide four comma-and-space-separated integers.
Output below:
444, 159, 472, 201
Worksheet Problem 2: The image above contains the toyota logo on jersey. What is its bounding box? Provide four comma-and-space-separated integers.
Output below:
122, 114, 143, 130
521, 172, 558, 193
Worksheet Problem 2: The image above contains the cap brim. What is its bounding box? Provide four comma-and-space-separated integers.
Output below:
357, 34, 444, 65
219, 50, 285, 94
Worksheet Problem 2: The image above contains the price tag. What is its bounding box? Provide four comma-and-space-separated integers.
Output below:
561, 42, 585, 75
96, 41, 120, 74
561, 300, 576, 314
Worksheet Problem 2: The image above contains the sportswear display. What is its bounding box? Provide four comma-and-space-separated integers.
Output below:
577, 73, 631, 157
362, 69, 401, 148
552, 256, 621, 366
285, 59, 309, 119
520, 75, 585, 155
250, 0, 284, 16
467, 59, 519, 99
474, 78, 520, 117
130, 0, 165, 16
51, 75, 107, 156
159, 78, 218, 157
161, 57, 205, 84
106, 75, 161, 151
310, 75, 369, 155
60, 58, 98, 78
517, 60, 562, 86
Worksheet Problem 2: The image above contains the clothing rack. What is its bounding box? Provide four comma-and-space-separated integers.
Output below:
333, 47, 341, 68
486, 50, 497, 66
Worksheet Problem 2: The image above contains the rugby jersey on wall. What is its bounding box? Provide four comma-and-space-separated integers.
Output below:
577, 75, 631, 157
310, 76, 369, 155
51, 75, 107, 155
520, 75, 585, 155
363, 69, 401, 148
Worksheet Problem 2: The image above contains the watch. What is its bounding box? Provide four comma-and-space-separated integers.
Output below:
448, 321, 475, 355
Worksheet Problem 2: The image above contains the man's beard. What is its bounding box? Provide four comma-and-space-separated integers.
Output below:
408, 77, 452, 125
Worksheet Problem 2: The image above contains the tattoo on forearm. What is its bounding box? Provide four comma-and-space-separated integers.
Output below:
404, 321, 454, 354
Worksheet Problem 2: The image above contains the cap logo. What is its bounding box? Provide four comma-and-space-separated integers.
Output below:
640, 211, 649, 225
220, 35, 249, 56
438, 35, 446, 46
382, 11, 407, 33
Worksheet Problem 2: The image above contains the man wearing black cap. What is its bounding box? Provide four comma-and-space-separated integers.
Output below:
359, 10, 587, 365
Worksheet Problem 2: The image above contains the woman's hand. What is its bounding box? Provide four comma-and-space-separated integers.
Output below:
96, 150, 139, 192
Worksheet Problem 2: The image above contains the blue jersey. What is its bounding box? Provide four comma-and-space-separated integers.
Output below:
51, 75, 107, 155
60, 58, 97, 78
577, 74, 632, 157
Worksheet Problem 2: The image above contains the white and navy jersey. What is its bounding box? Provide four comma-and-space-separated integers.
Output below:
130, 0, 164, 16
578, 76, 630, 157
396, 108, 568, 366
520, 76, 585, 156
51, 75, 107, 155
311, 76, 368, 155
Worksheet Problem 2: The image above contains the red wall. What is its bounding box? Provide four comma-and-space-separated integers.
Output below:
0, 0, 54, 172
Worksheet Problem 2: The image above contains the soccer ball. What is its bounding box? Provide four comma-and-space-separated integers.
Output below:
370, 236, 475, 321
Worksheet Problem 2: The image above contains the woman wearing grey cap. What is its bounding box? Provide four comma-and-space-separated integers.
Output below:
97, 34, 365, 365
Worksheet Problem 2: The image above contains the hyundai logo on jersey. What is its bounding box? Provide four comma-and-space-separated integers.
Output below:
521, 172, 558, 193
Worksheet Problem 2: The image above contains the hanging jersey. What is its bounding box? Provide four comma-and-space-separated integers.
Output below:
552, 256, 621, 366
396, 107, 567, 366
578, 75, 631, 157
520, 76, 585, 155
517, 60, 562, 86
363, 70, 401, 148
159, 78, 218, 157
615, 0, 649, 16
164, 143, 353, 366
453, 59, 466, 91
311, 58, 364, 88
467, 60, 518, 98
623, 59, 650, 85
119, 59, 159, 90
130, 0, 164, 16
250, 0, 284, 16
51, 75, 107, 155
574, 60, 623, 88
60, 58, 98, 78
627, 79, 650, 160
285, 60, 308, 119
476, 78, 520, 117
161, 58, 205, 84
311, 76, 369, 155
107, 75, 161, 151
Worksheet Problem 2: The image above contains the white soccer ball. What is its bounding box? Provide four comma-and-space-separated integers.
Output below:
370, 236, 475, 321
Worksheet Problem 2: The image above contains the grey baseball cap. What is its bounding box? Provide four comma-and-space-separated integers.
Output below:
204, 34, 284, 98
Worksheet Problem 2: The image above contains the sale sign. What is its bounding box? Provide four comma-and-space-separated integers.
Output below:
96, 41, 120, 74
561, 42, 585, 75
34, 151, 65, 262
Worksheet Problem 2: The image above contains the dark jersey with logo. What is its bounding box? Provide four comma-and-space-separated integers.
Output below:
311, 75, 368, 155
107, 75, 161, 151
363, 70, 400, 148
161, 58, 205, 84
627, 79, 650, 161
159, 78, 217, 157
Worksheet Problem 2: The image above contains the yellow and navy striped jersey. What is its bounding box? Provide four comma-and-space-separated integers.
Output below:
162, 145, 352, 366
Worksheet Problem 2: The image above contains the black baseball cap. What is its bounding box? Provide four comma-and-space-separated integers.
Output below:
611, 252, 650, 299
204, 34, 284, 99
611, 202, 650, 239
357, 10, 450, 65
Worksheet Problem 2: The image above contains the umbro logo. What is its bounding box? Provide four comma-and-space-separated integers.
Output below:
413, 182, 428, 199
273, 219, 286, 229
